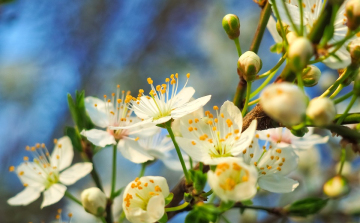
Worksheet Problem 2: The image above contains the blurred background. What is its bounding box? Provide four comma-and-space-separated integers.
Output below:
1, 0, 359, 222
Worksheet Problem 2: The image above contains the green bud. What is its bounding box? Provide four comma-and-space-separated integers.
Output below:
323, 176, 350, 198
348, 39, 360, 65
301, 65, 321, 87
354, 71, 360, 96
222, 14, 240, 40
81, 187, 107, 217
237, 51, 262, 81
276, 20, 289, 36
346, 0, 360, 30
306, 97, 336, 126
288, 37, 313, 71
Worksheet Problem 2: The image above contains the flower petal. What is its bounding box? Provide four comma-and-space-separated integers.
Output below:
175, 136, 210, 163
231, 120, 257, 156
146, 193, 165, 222
81, 129, 116, 147
16, 162, 47, 188
171, 87, 195, 108
118, 138, 155, 164
218, 101, 243, 135
258, 174, 299, 193
292, 135, 329, 150
152, 116, 172, 125
267, 16, 282, 43
85, 96, 109, 128
51, 136, 74, 171
171, 95, 211, 119
7, 186, 42, 206
41, 184, 67, 208
59, 162, 93, 185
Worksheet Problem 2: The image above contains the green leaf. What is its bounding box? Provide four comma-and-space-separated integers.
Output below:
241, 199, 253, 206
67, 91, 94, 131
158, 213, 168, 223
270, 43, 283, 54
64, 126, 82, 152
165, 193, 174, 206
287, 197, 328, 217
219, 201, 235, 211
185, 204, 220, 223
189, 169, 207, 194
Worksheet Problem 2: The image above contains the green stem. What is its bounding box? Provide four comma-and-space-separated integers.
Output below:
189, 157, 193, 169
336, 95, 357, 125
139, 163, 147, 178
333, 112, 360, 124
165, 202, 189, 212
251, 54, 287, 99
329, 84, 344, 99
248, 98, 260, 106
199, 162, 203, 172
65, 191, 82, 206
334, 91, 353, 104
249, 1, 272, 53
270, 0, 288, 46
100, 217, 107, 223
279, 0, 300, 35
165, 122, 191, 183
110, 144, 117, 198
296, 71, 304, 91
234, 37, 242, 57
203, 189, 213, 197
320, 68, 353, 98
338, 148, 346, 175
299, 0, 304, 36
242, 81, 252, 116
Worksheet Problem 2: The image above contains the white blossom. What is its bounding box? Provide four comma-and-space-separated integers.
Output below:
7, 136, 93, 208
176, 101, 257, 165
81, 187, 107, 216
207, 158, 258, 202
123, 176, 169, 223
306, 97, 336, 126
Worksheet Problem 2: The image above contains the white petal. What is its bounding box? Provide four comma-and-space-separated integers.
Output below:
111, 118, 153, 130
171, 87, 195, 108
292, 135, 329, 150
85, 96, 109, 128
171, 95, 211, 119
271, 0, 301, 26
175, 137, 210, 163
322, 46, 351, 69
152, 116, 172, 125
126, 207, 152, 223
258, 174, 299, 193
59, 162, 93, 185
51, 136, 74, 171
118, 138, 155, 164
16, 162, 47, 187
231, 120, 257, 156
7, 186, 42, 206
41, 184, 67, 208
219, 101, 243, 134
267, 16, 282, 43
80, 129, 116, 147
146, 194, 165, 222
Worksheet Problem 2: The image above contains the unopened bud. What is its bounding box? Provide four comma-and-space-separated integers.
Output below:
276, 20, 289, 36
348, 38, 360, 65
323, 176, 350, 198
286, 32, 298, 45
237, 51, 262, 81
306, 97, 336, 126
222, 14, 240, 40
81, 187, 107, 217
301, 65, 321, 87
288, 37, 313, 71
346, 0, 360, 30
354, 71, 360, 96
260, 83, 307, 126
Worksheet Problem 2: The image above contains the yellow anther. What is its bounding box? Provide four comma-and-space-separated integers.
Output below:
255, 134, 259, 138
213, 106, 219, 110
233, 163, 241, 171
19, 171, 24, 176
165, 78, 170, 82
194, 118, 199, 123
56, 155, 60, 159
110, 111, 115, 115
270, 156, 274, 160
275, 156, 279, 160
266, 134, 270, 138
254, 162, 257, 166
58, 144, 62, 148
31, 147, 35, 151
9, 166, 15, 172
279, 163, 283, 166
188, 127, 194, 132
25, 146, 30, 151
170, 74, 174, 79
135, 177, 139, 182
243, 149, 247, 154
23, 156, 29, 161
156, 85, 161, 91
155, 185, 162, 192
277, 167, 282, 171
41, 143, 45, 148
150, 179, 154, 183
250, 154, 254, 158
261, 172, 266, 175
186, 73, 190, 78
23, 183, 28, 187
171, 79, 176, 85
282, 158, 285, 162
208, 139, 213, 143
267, 166, 272, 170
212, 126, 217, 131
234, 129, 239, 134
276, 149, 282, 153
188, 119, 193, 124
107, 99, 111, 103
135, 137, 140, 141
191, 141, 196, 145
214, 118, 218, 123
207, 120, 213, 125
112, 93, 115, 97
242, 175, 249, 182
220, 113, 224, 118
199, 136, 206, 141
147, 77, 153, 85
117, 99, 122, 103
35, 143, 40, 148
68, 213, 73, 218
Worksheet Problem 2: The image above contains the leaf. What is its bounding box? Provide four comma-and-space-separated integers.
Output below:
64, 126, 82, 152
287, 197, 328, 217
219, 201, 235, 212
185, 204, 220, 223
67, 91, 94, 131
165, 193, 174, 206
189, 169, 207, 194
158, 213, 168, 223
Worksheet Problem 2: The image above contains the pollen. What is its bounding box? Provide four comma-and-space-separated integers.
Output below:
23, 183, 28, 187
276, 149, 282, 153
267, 166, 272, 170
254, 162, 257, 166
194, 118, 199, 123
188, 127, 193, 132
234, 129, 239, 134
220, 113, 224, 118
277, 167, 282, 171
188, 119, 193, 124
213, 106, 219, 110
150, 179, 154, 183
103, 95, 107, 99
266, 134, 270, 138
147, 78, 153, 85
23, 156, 29, 161
212, 126, 217, 131
242, 175, 248, 182
186, 73, 190, 78
9, 166, 15, 172
155, 185, 162, 192
255, 134, 259, 138
250, 153, 254, 158
36, 143, 40, 148
25, 146, 30, 151
19, 171, 24, 176
233, 163, 241, 171
243, 149, 247, 154
135, 137, 140, 141
191, 141, 196, 145
144, 183, 148, 187
68, 213, 73, 218
135, 177, 139, 182
165, 78, 170, 82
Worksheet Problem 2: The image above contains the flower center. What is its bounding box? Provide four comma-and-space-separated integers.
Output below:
216, 162, 250, 191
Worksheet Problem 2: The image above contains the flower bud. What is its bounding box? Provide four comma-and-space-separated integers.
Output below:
276, 20, 289, 36
260, 83, 307, 126
306, 97, 336, 126
81, 187, 107, 217
348, 38, 360, 65
301, 65, 321, 87
286, 32, 298, 45
222, 14, 240, 40
323, 176, 350, 198
354, 71, 360, 96
237, 51, 262, 81
288, 37, 313, 71
346, 0, 360, 30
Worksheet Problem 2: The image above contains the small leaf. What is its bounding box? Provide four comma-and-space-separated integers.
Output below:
64, 126, 82, 152
287, 197, 328, 217
158, 213, 168, 223
241, 199, 253, 206
219, 201, 235, 211
165, 193, 174, 205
